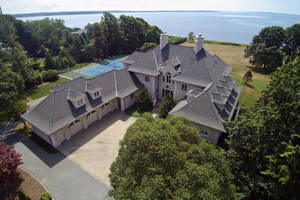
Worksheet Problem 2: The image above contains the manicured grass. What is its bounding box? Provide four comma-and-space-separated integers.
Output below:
204, 40, 246, 46
181, 42, 270, 107
24, 78, 69, 101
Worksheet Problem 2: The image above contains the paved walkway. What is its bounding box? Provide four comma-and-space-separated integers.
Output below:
58, 111, 136, 187
5, 133, 112, 200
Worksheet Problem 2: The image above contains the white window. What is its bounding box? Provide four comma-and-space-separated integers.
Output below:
166, 73, 171, 83
181, 84, 187, 91
145, 75, 150, 82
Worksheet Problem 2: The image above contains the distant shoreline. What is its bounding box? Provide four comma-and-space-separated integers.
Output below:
13, 10, 293, 18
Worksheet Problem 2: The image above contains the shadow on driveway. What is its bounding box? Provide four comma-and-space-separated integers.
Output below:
5, 133, 65, 168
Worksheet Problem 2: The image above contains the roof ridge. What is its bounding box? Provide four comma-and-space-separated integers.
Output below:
113, 69, 118, 97
50, 92, 55, 132
152, 50, 159, 72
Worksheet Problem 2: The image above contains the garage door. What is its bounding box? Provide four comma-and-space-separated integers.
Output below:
86, 111, 98, 127
66, 120, 83, 137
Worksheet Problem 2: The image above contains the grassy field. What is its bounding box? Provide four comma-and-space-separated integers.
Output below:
24, 78, 69, 101
181, 42, 270, 107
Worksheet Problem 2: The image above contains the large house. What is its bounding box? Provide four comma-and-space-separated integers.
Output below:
22, 33, 241, 147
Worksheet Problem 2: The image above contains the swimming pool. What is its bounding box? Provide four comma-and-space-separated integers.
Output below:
62, 56, 127, 79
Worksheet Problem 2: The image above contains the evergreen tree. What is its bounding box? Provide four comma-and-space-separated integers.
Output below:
135, 87, 153, 112
159, 94, 177, 118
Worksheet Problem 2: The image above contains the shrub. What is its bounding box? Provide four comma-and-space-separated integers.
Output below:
42, 70, 59, 82
0, 142, 23, 193
169, 36, 187, 45
159, 94, 177, 118
140, 42, 157, 52
40, 192, 52, 200
135, 87, 153, 112
17, 188, 32, 200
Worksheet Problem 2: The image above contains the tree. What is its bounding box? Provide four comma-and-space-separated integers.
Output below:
226, 61, 300, 199
100, 12, 122, 56
187, 32, 194, 42
283, 24, 300, 63
0, 63, 24, 122
7, 100, 28, 126
135, 87, 153, 112
140, 42, 157, 52
109, 114, 236, 200
92, 23, 106, 59
0, 142, 23, 194
159, 94, 177, 118
44, 51, 56, 69
245, 26, 285, 71
243, 70, 253, 85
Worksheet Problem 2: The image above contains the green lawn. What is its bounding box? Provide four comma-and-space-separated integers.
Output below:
24, 78, 69, 101
181, 42, 270, 107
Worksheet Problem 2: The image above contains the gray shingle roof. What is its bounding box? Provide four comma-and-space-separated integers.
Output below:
170, 84, 226, 132
22, 68, 142, 135
128, 44, 229, 88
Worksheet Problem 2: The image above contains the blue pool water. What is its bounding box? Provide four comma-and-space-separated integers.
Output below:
79, 57, 126, 77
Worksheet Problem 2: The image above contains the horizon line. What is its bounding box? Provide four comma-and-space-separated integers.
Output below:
10, 10, 300, 17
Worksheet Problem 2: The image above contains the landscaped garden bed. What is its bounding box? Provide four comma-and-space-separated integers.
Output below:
2, 168, 48, 200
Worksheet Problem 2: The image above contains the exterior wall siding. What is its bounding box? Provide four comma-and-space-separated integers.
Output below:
192, 122, 221, 144
174, 81, 204, 101
134, 72, 156, 98
31, 125, 51, 144
123, 93, 136, 110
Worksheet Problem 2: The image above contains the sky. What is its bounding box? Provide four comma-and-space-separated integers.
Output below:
2, 0, 300, 15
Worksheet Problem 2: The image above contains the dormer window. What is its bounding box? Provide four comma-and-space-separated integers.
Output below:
94, 91, 100, 98
77, 99, 84, 106
85, 81, 101, 100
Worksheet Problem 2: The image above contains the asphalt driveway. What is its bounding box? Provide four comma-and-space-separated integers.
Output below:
5, 133, 112, 200
58, 111, 137, 187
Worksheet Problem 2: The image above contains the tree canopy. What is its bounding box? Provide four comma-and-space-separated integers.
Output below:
245, 24, 300, 71
110, 114, 236, 200
225, 60, 300, 199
